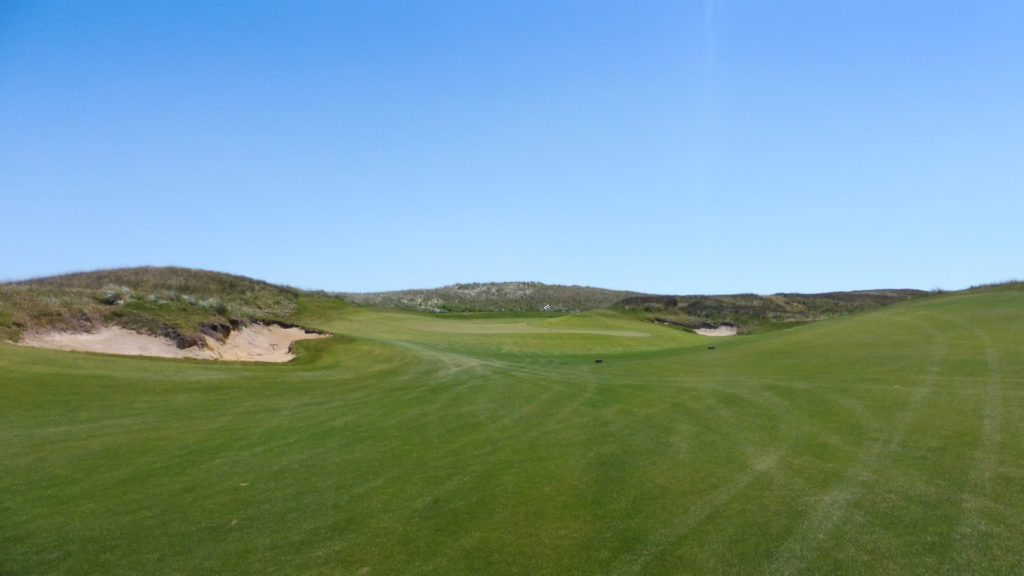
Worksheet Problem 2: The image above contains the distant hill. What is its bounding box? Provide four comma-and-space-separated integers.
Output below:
338, 282, 645, 313
616, 289, 931, 333
0, 267, 306, 345
339, 282, 932, 330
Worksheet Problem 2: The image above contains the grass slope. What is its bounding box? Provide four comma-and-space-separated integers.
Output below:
2, 285, 1023, 574
0, 267, 310, 344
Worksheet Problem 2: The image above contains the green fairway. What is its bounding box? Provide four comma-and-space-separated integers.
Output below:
3, 288, 1023, 574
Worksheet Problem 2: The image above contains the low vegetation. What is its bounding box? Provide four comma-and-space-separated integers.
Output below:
338, 281, 643, 313
0, 267, 304, 345
618, 289, 929, 333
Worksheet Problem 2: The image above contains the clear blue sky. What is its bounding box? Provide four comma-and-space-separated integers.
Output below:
2, 1, 1021, 294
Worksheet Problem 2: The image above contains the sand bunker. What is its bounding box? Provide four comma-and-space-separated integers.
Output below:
694, 325, 739, 337
18, 325, 329, 362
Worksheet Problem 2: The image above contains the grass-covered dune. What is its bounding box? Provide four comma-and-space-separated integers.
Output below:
2, 279, 1023, 574
0, 267, 311, 345
342, 282, 931, 331
618, 289, 929, 333
339, 281, 644, 313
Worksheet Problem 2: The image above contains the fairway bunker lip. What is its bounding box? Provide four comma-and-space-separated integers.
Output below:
17, 324, 330, 362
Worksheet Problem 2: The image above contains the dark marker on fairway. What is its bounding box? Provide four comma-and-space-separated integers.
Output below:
707, 346, 716, 350
595, 359, 603, 363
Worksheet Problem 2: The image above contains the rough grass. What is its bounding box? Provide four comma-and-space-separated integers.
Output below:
338, 281, 643, 312
0, 267, 307, 343
617, 289, 929, 333
2, 285, 1023, 574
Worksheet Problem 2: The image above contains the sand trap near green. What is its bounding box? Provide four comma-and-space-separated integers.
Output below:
694, 325, 739, 336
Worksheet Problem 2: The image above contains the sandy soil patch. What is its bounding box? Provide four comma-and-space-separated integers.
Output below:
18, 325, 329, 362
694, 325, 739, 337
213, 324, 328, 362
